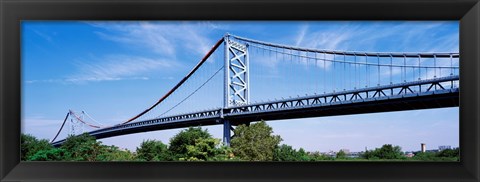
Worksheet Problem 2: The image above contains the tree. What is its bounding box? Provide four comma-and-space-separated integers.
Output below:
273, 144, 297, 161
409, 148, 460, 161
211, 145, 238, 161
181, 138, 236, 161
308, 151, 334, 161
377, 144, 403, 159
21, 134, 53, 161
336, 150, 347, 159
169, 127, 212, 159
361, 144, 404, 160
58, 133, 110, 161
69, 137, 108, 161
231, 121, 282, 161
273, 144, 310, 161
436, 148, 459, 159
136, 140, 171, 161
60, 133, 96, 152
99, 145, 137, 161
412, 151, 437, 161
28, 148, 70, 161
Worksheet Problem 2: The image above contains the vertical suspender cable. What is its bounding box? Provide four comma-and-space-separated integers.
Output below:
377, 54, 380, 86
308, 51, 311, 94
315, 52, 318, 93
354, 54, 357, 89
333, 53, 336, 92
450, 54, 454, 88
365, 53, 368, 87
434, 54, 437, 78
403, 55, 406, 82
343, 54, 346, 90
450, 54, 453, 75
418, 55, 421, 80
390, 55, 393, 84
324, 52, 326, 93
299, 50, 302, 95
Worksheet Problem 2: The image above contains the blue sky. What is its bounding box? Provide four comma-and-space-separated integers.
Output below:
22, 21, 459, 152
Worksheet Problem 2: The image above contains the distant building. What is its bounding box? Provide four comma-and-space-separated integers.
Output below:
340, 149, 350, 154
438, 145, 452, 151
421, 143, 426, 153
323, 150, 336, 157
405, 152, 415, 158
348, 152, 361, 158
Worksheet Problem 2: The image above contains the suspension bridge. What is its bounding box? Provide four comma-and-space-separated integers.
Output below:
50, 34, 460, 147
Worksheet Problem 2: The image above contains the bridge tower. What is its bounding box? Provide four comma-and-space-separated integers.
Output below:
223, 34, 249, 146
68, 110, 85, 136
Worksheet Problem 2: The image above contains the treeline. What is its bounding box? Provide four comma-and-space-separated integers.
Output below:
22, 121, 459, 161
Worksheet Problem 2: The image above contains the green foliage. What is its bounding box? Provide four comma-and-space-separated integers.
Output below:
211, 145, 238, 161
436, 148, 459, 160
182, 138, 218, 161
362, 144, 405, 160
336, 150, 347, 159
411, 151, 436, 160
21, 134, 53, 161
60, 133, 96, 152
28, 148, 70, 161
66, 136, 107, 161
410, 148, 460, 161
136, 140, 171, 161
231, 121, 282, 161
53, 133, 111, 161
21, 128, 460, 162
308, 151, 335, 161
180, 138, 236, 161
26, 132, 139, 161
100, 145, 137, 161
169, 127, 212, 159
273, 144, 310, 161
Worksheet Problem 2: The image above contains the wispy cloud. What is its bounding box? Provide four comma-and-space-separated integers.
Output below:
293, 22, 458, 79
27, 21, 225, 84
68, 55, 175, 83
23, 116, 61, 127
295, 23, 361, 51
296, 21, 457, 53
295, 24, 308, 47
88, 21, 217, 58
27, 55, 177, 84
32, 29, 54, 43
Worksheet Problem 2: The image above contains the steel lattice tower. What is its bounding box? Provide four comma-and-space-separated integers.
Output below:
223, 34, 249, 146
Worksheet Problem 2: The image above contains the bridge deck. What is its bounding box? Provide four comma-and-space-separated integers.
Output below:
52, 76, 459, 147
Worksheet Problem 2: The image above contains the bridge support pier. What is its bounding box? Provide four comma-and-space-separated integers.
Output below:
223, 120, 232, 146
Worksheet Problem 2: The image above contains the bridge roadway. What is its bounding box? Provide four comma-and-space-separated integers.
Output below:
52, 75, 459, 147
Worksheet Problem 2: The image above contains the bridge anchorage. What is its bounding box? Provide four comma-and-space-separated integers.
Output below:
50, 34, 459, 148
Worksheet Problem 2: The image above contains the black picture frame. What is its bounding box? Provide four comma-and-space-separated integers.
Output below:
1, 0, 479, 181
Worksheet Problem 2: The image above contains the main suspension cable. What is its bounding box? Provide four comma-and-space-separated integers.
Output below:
121, 37, 225, 124
50, 112, 70, 143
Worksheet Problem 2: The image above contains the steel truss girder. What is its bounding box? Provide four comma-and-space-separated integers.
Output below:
225, 76, 459, 115
88, 109, 222, 135
91, 76, 459, 135
225, 36, 249, 107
